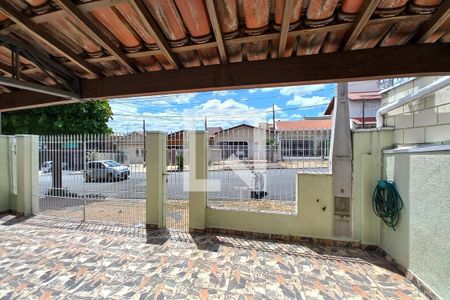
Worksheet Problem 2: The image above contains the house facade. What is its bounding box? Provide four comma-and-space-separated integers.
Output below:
209, 124, 273, 162
276, 117, 332, 160
324, 80, 381, 129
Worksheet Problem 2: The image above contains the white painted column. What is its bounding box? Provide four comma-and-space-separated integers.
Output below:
16, 135, 39, 216
0, 135, 11, 212
145, 132, 167, 229
188, 131, 207, 233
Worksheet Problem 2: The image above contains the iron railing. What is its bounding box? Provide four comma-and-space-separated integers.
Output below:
207, 128, 331, 214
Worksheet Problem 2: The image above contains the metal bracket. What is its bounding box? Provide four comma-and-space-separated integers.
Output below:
0, 34, 81, 99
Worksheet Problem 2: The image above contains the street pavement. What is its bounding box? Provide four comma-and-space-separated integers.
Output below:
39, 167, 327, 202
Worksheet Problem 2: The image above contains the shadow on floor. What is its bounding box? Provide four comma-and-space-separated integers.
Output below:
0, 213, 397, 273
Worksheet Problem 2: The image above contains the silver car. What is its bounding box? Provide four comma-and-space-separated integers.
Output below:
84, 160, 130, 182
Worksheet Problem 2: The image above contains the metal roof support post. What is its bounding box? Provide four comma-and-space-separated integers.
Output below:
329, 83, 353, 237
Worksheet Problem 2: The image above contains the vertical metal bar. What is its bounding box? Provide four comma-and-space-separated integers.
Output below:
83, 133, 86, 221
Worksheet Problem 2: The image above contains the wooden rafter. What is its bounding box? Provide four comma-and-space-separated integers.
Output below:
128, 0, 182, 70
53, 0, 140, 74
278, 0, 295, 59
0, 2, 102, 78
17, 14, 431, 76
205, 0, 228, 64
410, 0, 450, 44
341, 0, 381, 51
0, 61, 36, 83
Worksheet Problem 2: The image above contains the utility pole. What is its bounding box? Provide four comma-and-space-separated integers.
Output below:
362, 100, 365, 128
330, 82, 352, 237
272, 104, 275, 129
204, 116, 207, 131
143, 119, 146, 163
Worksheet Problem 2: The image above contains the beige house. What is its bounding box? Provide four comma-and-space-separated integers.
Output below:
210, 124, 273, 162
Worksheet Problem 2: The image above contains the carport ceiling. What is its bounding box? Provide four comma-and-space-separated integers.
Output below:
0, 0, 449, 111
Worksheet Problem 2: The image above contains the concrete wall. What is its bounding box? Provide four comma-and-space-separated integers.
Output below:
382, 76, 450, 145
0, 136, 11, 212
382, 149, 450, 300
206, 173, 336, 239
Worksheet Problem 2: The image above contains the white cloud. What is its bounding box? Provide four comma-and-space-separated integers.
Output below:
188, 99, 269, 128
290, 114, 303, 119
212, 90, 237, 97
286, 96, 329, 107
109, 98, 272, 133
110, 102, 139, 115
111, 93, 198, 108
248, 84, 329, 96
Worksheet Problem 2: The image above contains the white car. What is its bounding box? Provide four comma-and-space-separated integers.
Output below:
41, 161, 68, 173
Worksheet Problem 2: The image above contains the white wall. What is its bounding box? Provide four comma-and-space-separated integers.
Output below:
349, 99, 381, 119
349, 80, 379, 93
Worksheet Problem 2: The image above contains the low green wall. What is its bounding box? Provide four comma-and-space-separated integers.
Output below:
0, 136, 11, 212
206, 173, 336, 239
382, 150, 450, 300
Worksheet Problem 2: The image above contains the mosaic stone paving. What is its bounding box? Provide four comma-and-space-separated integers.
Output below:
0, 214, 428, 299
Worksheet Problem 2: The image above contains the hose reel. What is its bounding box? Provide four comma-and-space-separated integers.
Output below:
372, 180, 404, 231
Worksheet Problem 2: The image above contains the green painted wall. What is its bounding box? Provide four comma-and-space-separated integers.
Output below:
352, 129, 394, 245
0, 136, 11, 212
382, 151, 450, 300
206, 173, 337, 239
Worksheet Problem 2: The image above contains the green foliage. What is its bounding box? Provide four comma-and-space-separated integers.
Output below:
1, 100, 113, 135
176, 153, 184, 171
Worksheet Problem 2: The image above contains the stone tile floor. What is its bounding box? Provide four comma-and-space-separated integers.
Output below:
0, 214, 428, 300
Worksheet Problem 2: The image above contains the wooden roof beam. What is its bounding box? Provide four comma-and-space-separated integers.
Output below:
340, 0, 381, 51
53, 0, 140, 74
205, 0, 228, 64
411, 0, 450, 44
0, 2, 102, 78
1, 44, 449, 112
128, 0, 182, 70
278, 0, 295, 59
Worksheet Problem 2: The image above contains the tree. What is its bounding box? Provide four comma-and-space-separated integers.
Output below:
1, 100, 113, 134
1, 100, 113, 194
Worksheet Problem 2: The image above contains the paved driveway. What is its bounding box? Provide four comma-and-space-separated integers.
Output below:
0, 214, 428, 299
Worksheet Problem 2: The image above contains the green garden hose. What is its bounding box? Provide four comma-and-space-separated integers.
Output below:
372, 180, 404, 231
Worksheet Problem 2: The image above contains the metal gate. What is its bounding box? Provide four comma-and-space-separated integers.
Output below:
37, 133, 146, 226
207, 127, 330, 214
165, 131, 189, 231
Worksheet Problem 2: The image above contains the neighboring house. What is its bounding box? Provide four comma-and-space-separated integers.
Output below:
324, 80, 381, 129
207, 127, 222, 146
113, 131, 145, 164
276, 117, 332, 159
210, 124, 273, 161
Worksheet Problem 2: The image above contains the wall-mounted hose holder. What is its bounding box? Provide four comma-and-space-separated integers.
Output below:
372, 180, 404, 231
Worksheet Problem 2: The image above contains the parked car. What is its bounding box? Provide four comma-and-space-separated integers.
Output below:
41, 161, 68, 173
84, 160, 130, 182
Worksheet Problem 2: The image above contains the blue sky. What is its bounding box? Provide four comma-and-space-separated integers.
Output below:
108, 83, 336, 133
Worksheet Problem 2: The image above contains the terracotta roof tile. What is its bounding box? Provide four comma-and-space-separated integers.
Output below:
276, 119, 332, 130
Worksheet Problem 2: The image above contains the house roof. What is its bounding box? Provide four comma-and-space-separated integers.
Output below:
207, 127, 222, 136
351, 117, 377, 125
0, 0, 449, 111
324, 91, 381, 115
348, 91, 381, 101
276, 119, 332, 130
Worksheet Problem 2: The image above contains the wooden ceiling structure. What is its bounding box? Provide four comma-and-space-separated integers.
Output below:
0, 0, 449, 112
